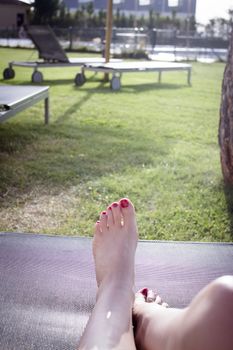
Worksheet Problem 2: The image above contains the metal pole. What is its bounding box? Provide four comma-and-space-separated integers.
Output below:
186, 0, 191, 49
104, 0, 113, 81
162, 0, 165, 13
44, 97, 49, 125
134, 0, 138, 28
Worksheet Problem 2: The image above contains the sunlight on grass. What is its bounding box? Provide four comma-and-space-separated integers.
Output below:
0, 48, 232, 241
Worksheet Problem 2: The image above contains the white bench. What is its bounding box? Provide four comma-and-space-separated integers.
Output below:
0, 85, 49, 124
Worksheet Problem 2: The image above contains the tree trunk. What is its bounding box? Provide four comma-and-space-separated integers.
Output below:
219, 27, 233, 184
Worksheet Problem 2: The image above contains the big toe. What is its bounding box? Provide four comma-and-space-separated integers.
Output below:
135, 288, 148, 304
119, 198, 136, 227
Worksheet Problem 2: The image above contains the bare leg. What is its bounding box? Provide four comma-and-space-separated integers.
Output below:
78, 198, 138, 350
133, 288, 183, 350
133, 276, 233, 350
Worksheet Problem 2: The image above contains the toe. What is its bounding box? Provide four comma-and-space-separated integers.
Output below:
162, 302, 169, 308
99, 211, 108, 232
119, 198, 136, 227
94, 220, 101, 235
155, 295, 163, 305
146, 289, 156, 303
111, 202, 122, 227
107, 206, 114, 227
135, 288, 148, 304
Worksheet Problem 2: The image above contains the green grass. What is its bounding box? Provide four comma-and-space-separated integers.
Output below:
0, 47, 232, 241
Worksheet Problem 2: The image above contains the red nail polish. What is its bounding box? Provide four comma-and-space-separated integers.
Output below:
108, 206, 112, 210
96, 220, 100, 223
141, 288, 148, 297
102, 211, 107, 215
120, 199, 129, 208
112, 203, 118, 208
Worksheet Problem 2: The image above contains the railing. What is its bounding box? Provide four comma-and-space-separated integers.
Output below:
0, 26, 229, 53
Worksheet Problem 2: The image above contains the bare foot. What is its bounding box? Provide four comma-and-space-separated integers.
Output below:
133, 288, 183, 350
92, 198, 138, 287
79, 198, 138, 350
135, 288, 169, 308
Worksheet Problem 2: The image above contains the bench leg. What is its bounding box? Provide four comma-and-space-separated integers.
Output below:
158, 71, 162, 83
187, 68, 192, 86
44, 97, 49, 124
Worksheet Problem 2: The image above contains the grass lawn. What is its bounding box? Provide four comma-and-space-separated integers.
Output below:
0, 47, 232, 241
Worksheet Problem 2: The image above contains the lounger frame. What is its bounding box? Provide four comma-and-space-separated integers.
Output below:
79, 61, 192, 90
0, 85, 49, 124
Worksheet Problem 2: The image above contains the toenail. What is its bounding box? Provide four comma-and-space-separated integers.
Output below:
102, 211, 107, 215
108, 206, 112, 210
120, 199, 129, 208
141, 288, 148, 297
112, 203, 118, 208
96, 220, 100, 223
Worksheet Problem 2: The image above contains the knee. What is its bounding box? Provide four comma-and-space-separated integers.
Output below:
209, 275, 233, 305
211, 275, 233, 291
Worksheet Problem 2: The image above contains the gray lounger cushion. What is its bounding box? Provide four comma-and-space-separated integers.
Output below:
0, 232, 232, 349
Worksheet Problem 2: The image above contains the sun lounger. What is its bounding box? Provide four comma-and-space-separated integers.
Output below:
2, 25, 120, 83
77, 61, 192, 90
0, 85, 49, 124
0, 232, 232, 349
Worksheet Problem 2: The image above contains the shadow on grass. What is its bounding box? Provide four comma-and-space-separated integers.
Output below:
0, 79, 77, 86
55, 81, 109, 123
0, 111, 170, 207
41, 73, 100, 86
0, 76, 184, 207
0, 73, 188, 92
0, 73, 102, 87
223, 184, 233, 239
78, 81, 188, 94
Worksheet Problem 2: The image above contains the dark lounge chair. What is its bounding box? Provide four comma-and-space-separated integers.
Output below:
0, 232, 232, 349
2, 25, 119, 84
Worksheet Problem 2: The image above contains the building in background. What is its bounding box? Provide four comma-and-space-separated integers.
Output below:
0, 0, 31, 29
63, 0, 196, 19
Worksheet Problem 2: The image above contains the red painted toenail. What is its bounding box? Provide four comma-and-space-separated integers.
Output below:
120, 199, 129, 208
112, 203, 118, 208
108, 206, 112, 210
96, 221, 100, 223
102, 211, 107, 215
141, 288, 148, 297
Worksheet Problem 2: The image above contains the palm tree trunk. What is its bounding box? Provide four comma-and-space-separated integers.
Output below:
219, 27, 233, 184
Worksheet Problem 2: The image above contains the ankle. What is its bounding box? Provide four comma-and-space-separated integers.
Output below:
97, 273, 135, 300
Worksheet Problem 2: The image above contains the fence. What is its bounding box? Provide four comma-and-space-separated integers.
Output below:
0, 26, 229, 54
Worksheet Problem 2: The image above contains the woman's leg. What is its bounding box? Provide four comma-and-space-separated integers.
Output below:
133, 276, 233, 350
78, 198, 138, 350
